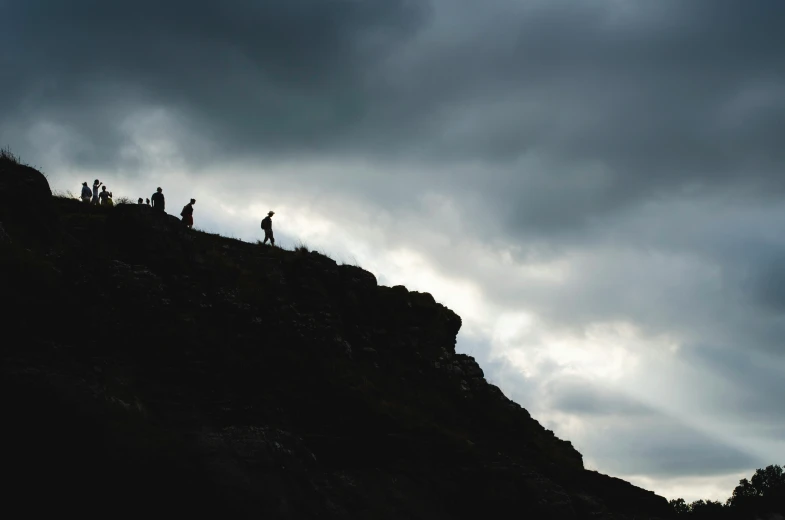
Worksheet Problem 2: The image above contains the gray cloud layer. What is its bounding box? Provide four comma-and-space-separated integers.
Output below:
6, 2, 785, 188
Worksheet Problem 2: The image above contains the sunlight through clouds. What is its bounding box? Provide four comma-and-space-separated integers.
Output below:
5, 0, 785, 503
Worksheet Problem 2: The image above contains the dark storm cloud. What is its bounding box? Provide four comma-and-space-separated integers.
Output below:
589, 416, 763, 478
543, 377, 652, 418
4, 0, 785, 215
2, 0, 428, 167
679, 345, 785, 422
741, 248, 785, 315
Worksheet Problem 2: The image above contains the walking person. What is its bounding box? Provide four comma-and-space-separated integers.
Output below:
261, 211, 275, 246
151, 187, 165, 212
80, 182, 92, 203
180, 199, 195, 228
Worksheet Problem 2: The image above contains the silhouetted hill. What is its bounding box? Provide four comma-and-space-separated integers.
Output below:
1, 156, 674, 519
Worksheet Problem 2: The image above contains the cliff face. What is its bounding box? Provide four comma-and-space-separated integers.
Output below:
0, 159, 673, 519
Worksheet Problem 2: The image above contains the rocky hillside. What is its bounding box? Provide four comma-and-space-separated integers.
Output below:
1, 157, 674, 519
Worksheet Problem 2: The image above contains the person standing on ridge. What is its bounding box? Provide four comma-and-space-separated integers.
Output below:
91, 179, 102, 205
261, 211, 275, 246
180, 198, 195, 228
80, 182, 92, 203
138, 198, 144, 204
99, 186, 111, 205
151, 187, 165, 212
145, 198, 151, 206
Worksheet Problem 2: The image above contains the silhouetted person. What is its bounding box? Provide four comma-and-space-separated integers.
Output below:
91, 179, 102, 205
99, 186, 111, 205
81, 182, 92, 203
105, 192, 114, 207
261, 211, 275, 246
151, 187, 165, 212
181, 198, 195, 228
138, 198, 144, 204
145, 198, 151, 206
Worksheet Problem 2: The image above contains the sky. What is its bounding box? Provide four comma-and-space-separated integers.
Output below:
3, 0, 785, 503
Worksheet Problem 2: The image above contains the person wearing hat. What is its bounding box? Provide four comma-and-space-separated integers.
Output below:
80, 182, 92, 203
151, 187, 165, 212
261, 211, 275, 246
180, 198, 196, 228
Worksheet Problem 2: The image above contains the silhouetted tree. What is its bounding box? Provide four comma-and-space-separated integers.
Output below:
750, 465, 784, 495
669, 498, 690, 514
689, 499, 727, 519
727, 465, 784, 513
670, 464, 784, 519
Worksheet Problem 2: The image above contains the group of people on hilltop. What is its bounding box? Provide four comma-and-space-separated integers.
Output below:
141, 187, 195, 228
80, 179, 114, 206
132, 187, 193, 227
77, 182, 276, 242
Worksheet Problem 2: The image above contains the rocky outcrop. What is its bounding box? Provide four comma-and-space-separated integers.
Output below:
0, 161, 674, 519
0, 154, 56, 245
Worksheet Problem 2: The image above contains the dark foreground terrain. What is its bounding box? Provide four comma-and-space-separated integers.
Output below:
0, 158, 674, 518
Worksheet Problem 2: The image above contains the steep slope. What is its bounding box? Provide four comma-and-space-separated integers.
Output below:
0, 159, 674, 519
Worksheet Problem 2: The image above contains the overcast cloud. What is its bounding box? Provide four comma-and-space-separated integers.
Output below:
3, 0, 785, 502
